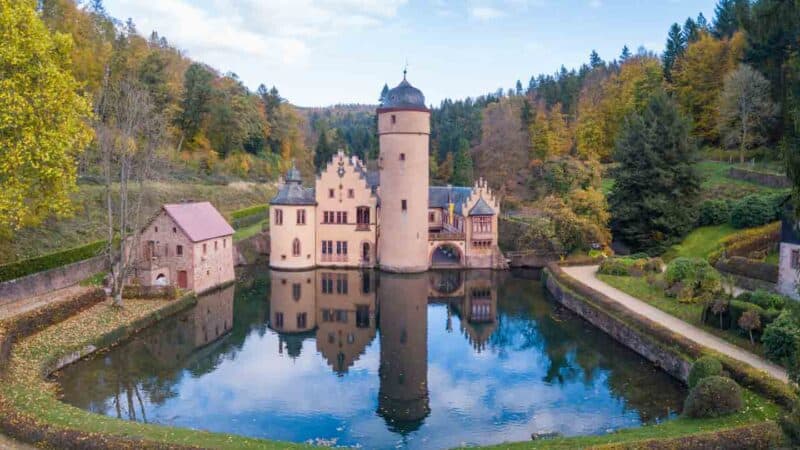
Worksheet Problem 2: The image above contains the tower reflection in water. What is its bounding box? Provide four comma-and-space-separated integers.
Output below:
268, 269, 498, 431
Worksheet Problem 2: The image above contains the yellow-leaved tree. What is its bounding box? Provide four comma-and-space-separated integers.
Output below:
671, 31, 745, 144
0, 0, 93, 233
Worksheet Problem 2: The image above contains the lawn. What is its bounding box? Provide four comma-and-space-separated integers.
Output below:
663, 224, 738, 262
597, 273, 764, 356
233, 218, 267, 242
695, 161, 781, 200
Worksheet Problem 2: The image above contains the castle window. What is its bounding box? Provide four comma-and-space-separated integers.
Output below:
401, 199, 407, 211
214, 241, 218, 251
473, 216, 492, 233
274, 312, 284, 329
292, 238, 301, 256
357, 206, 370, 228
223, 239, 226, 248
176, 245, 183, 256
322, 272, 334, 293
203, 243, 207, 255
399, 153, 405, 161
348, 188, 354, 198
292, 283, 301, 301
336, 273, 348, 294
155, 226, 158, 233
274, 209, 283, 225
297, 313, 307, 329
297, 209, 306, 225
329, 188, 335, 198
391, 114, 396, 124
173, 227, 177, 233
429, 212, 435, 222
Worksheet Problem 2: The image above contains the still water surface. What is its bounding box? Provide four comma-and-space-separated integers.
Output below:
56, 268, 685, 449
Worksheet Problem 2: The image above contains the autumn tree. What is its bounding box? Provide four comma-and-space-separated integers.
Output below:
738, 309, 761, 345
671, 31, 744, 143
718, 64, 778, 163
0, 0, 93, 233
96, 80, 165, 306
609, 91, 700, 253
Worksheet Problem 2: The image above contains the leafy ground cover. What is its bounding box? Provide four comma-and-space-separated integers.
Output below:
598, 273, 764, 356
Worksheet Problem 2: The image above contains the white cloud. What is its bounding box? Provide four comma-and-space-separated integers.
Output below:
108, 0, 408, 70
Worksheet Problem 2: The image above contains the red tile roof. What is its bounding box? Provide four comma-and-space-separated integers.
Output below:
163, 202, 234, 242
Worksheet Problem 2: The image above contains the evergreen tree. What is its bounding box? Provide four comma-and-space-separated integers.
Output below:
608, 90, 700, 253
712, 0, 738, 38
663, 23, 686, 81
527, 76, 536, 95
696, 12, 709, 30
176, 63, 214, 150
589, 50, 603, 69
620, 45, 632, 62
515, 79, 523, 96
379, 83, 389, 104
313, 128, 335, 171
451, 138, 474, 186
683, 17, 700, 43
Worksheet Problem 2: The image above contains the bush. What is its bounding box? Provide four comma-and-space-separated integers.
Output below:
0, 240, 107, 283
737, 290, 787, 311
598, 256, 662, 277
698, 199, 731, 226
688, 357, 723, 388
683, 376, 743, 418
730, 194, 779, 229
664, 258, 721, 302
762, 310, 800, 365
598, 258, 630, 276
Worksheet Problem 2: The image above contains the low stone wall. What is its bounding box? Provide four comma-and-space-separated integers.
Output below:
0, 256, 106, 305
544, 265, 692, 382
234, 232, 270, 266
728, 167, 791, 188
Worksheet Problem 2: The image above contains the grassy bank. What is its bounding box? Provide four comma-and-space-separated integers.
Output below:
696, 161, 782, 200
0, 296, 310, 450
663, 224, 738, 262
598, 273, 764, 356
0, 182, 275, 265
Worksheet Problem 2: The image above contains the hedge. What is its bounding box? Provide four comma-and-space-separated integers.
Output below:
714, 256, 779, 283
0, 240, 107, 283
592, 421, 782, 449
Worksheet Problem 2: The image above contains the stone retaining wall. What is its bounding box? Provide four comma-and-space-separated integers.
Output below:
234, 232, 270, 266
728, 167, 791, 188
0, 256, 106, 305
544, 265, 692, 382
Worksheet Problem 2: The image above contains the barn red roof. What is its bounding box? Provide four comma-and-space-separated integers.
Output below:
163, 202, 234, 242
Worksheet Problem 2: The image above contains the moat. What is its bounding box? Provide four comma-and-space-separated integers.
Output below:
55, 267, 686, 449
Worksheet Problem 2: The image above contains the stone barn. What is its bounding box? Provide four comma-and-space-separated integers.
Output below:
136, 202, 235, 293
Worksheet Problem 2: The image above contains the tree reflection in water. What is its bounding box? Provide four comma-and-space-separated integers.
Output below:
55, 267, 686, 449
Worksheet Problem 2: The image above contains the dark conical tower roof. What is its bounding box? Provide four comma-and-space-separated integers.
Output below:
381, 71, 426, 110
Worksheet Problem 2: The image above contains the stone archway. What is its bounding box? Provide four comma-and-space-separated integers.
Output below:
430, 243, 463, 267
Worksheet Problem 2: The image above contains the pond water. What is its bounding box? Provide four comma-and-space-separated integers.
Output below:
55, 267, 686, 449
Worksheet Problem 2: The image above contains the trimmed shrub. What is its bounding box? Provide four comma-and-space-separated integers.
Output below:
688, 357, 723, 388
698, 199, 731, 226
730, 194, 779, 229
683, 376, 743, 418
762, 310, 800, 365
737, 290, 787, 311
598, 257, 662, 277
664, 258, 721, 303
0, 240, 107, 283
598, 258, 630, 276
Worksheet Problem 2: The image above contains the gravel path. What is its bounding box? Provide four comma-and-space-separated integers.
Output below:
562, 265, 789, 383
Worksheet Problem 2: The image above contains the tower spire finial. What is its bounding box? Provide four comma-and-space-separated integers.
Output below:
403, 59, 408, 80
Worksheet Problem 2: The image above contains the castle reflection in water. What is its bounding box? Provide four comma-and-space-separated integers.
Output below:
268, 269, 499, 429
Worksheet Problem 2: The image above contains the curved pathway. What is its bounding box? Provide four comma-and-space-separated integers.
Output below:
562, 265, 789, 383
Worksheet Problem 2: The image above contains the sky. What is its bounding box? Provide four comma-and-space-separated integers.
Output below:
102, 0, 718, 107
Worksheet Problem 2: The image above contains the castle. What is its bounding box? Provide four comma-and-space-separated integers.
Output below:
269, 75, 504, 272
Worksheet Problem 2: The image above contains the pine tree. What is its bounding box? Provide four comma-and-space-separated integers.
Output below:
608, 90, 700, 253
313, 128, 335, 171
663, 23, 686, 81
515, 79, 523, 96
696, 12, 709, 30
379, 83, 389, 104
683, 17, 700, 44
589, 50, 603, 69
452, 138, 474, 186
712, 0, 738, 38
620, 45, 632, 62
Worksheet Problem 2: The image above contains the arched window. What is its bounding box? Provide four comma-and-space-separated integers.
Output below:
292, 238, 301, 256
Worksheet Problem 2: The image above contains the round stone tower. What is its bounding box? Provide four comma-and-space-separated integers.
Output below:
377, 73, 430, 273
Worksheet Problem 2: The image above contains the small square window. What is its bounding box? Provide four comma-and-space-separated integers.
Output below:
399, 153, 405, 161
172, 227, 177, 233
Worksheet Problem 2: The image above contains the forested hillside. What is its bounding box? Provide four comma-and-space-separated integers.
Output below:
3, 0, 799, 261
